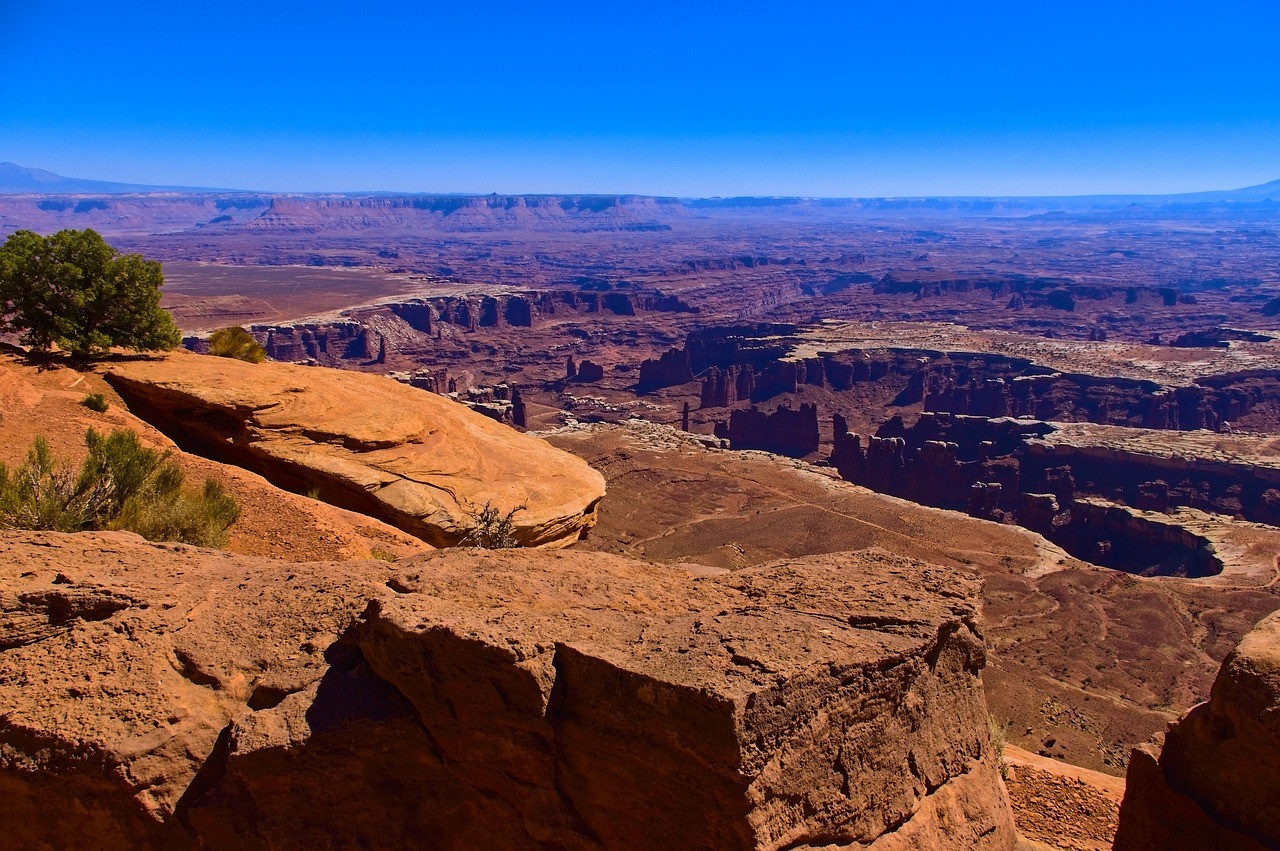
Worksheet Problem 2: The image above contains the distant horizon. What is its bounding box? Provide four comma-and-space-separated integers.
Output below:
4, 1, 1278, 197
3, 161, 1279, 202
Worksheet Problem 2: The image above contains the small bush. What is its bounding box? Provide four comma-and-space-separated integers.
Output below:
81, 393, 109, 413
208, 326, 266, 363
459, 500, 526, 549
370, 548, 398, 562
0, 428, 239, 547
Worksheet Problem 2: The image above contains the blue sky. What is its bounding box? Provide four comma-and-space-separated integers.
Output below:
2, 1, 1278, 196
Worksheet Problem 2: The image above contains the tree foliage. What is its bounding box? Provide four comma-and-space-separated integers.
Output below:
208, 326, 266, 363
0, 428, 239, 547
0, 228, 180, 356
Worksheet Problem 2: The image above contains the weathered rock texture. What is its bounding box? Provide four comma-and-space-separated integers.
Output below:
104, 352, 605, 548
1113, 610, 1280, 850
0, 531, 1016, 850
715, 402, 821, 457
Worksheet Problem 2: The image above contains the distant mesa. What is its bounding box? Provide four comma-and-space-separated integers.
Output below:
3, 161, 1279, 216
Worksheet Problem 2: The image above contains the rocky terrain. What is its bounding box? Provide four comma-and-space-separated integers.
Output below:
0, 353, 429, 562
6, 179, 1280, 847
1114, 610, 1280, 849
0, 531, 1015, 849
543, 421, 1280, 780
103, 352, 605, 548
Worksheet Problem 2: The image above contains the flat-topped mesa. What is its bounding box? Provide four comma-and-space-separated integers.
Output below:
104, 352, 605, 548
1114, 610, 1280, 850
0, 532, 1016, 850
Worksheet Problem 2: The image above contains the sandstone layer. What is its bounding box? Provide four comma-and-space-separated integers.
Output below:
1113, 610, 1280, 850
104, 352, 606, 547
0, 352, 429, 562
0, 531, 1015, 850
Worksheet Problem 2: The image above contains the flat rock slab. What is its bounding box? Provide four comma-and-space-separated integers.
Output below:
0, 531, 1015, 850
104, 352, 607, 547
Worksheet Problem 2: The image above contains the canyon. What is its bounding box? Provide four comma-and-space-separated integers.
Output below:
4, 177, 1280, 848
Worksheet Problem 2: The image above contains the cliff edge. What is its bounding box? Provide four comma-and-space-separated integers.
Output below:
104, 352, 606, 548
1113, 610, 1280, 850
0, 533, 1015, 850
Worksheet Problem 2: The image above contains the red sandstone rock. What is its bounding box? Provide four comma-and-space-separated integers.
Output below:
1113, 610, 1280, 850
0, 532, 1016, 850
104, 352, 606, 548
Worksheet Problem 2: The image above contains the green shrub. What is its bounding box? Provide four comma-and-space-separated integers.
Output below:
81, 393, 109, 413
208, 326, 266, 363
0, 437, 92, 532
0, 428, 239, 547
110, 477, 240, 548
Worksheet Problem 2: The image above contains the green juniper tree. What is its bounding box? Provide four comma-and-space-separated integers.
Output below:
0, 228, 180, 356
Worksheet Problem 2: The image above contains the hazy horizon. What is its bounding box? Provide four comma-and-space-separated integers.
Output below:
4, 1, 1278, 197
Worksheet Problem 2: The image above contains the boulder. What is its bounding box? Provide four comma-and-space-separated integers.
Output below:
1113, 610, 1280, 850
0, 531, 1016, 850
104, 352, 606, 548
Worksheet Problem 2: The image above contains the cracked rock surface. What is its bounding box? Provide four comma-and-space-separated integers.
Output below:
0, 531, 1015, 850
104, 352, 606, 548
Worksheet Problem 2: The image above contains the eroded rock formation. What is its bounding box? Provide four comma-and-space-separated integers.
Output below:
637, 327, 1280, 433
830, 413, 1237, 576
1114, 610, 1280, 850
104, 353, 605, 548
0, 532, 1016, 850
715, 403, 820, 457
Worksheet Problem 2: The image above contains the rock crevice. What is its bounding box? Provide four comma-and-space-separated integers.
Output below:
0, 532, 1016, 850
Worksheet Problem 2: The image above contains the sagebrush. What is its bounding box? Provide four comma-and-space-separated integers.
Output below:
0, 428, 239, 547
459, 500, 527, 548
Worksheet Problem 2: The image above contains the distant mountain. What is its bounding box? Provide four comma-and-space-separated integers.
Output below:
1170, 178, 1280, 202
3, 161, 1277, 204
0, 162, 238, 194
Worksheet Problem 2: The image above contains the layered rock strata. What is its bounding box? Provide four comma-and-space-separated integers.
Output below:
715, 403, 821, 457
1114, 610, 1280, 850
0, 531, 1016, 850
830, 413, 1237, 576
104, 353, 605, 547
639, 327, 1280, 432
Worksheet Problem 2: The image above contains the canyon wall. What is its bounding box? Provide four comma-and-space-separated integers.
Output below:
197, 287, 695, 366
1114, 610, 1280, 850
637, 329, 1280, 433
714, 403, 821, 457
828, 412, 1280, 576
833, 413, 1280, 527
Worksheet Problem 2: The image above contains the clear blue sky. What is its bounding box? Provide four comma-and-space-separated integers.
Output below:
2, 1, 1278, 196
